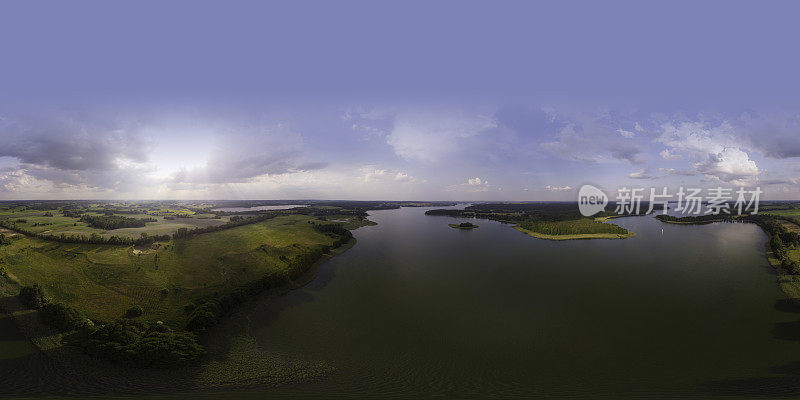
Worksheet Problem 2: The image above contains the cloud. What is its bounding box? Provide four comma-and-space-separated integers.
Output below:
385, 112, 496, 162
446, 177, 491, 192
659, 149, 682, 159
0, 113, 154, 191
657, 121, 760, 185
359, 166, 416, 184
695, 147, 759, 185
167, 124, 323, 185
610, 143, 645, 164
658, 167, 696, 176
540, 110, 645, 165
627, 169, 654, 179
618, 128, 635, 138
342, 106, 393, 139
545, 185, 572, 191
394, 172, 414, 182
731, 112, 800, 159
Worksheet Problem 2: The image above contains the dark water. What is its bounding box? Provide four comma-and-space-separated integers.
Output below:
3, 207, 800, 398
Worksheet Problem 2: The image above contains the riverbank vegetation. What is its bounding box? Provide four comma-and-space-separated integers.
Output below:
449, 222, 478, 229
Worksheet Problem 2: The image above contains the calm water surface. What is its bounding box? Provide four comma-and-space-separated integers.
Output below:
2, 206, 800, 398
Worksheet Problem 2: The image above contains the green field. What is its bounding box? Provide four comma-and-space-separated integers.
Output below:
0, 214, 361, 325
2, 211, 234, 240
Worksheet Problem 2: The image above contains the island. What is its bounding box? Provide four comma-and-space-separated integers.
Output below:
449, 222, 478, 229
427, 203, 636, 240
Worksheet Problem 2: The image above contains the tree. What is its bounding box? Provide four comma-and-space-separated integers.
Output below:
19, 283, 48, 309
126, 305, 144, 318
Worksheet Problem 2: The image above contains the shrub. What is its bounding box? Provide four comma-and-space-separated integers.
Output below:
186, 270, 291, 332
125, 305, 144, 318
80, 319, 204, 368
18, 283, 48, 309
40, 303, 88, 331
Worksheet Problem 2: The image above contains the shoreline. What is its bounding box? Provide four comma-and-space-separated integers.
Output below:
0, 226, 366, 393
653, 217, 800, 308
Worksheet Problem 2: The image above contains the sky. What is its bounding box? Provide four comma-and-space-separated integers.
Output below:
2, 0, 800, 200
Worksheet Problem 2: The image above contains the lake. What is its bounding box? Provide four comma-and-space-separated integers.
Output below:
2, 206, 800, 398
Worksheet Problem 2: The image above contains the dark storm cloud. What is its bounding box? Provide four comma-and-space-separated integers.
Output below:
730, 113, 800, 159
0, 113, 153, 190
0, 114, 149, 170
166, 125, 324, 185
610, 144, 644, 165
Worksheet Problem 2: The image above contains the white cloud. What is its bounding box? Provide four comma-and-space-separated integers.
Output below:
659, 167, 696, 176
628, 170, 653, 179
618, 128, 635, 138
386, 112, 496, 162
659, 149, 682, 159
540, 111, 644, 165
657, 121, 760, 184
446, 177, 491, 192
360, 166, 416, 184
545, 185, 572, 191
394, 172, 414, 183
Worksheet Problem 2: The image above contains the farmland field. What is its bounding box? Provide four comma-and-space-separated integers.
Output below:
0, 213, 357, 325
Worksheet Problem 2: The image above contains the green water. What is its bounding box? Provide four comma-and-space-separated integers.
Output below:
3, 207, 800, 398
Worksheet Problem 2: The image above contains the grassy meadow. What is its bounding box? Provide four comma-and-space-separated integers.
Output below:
4, 211, 234, 239
0, 214, 358, 326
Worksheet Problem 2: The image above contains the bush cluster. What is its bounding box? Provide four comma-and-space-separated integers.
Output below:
79, 215, 156, 230
78, 319, 204, 368
186, 271, 290, 331
17, 284, 204, 369
18, 283, 48, 309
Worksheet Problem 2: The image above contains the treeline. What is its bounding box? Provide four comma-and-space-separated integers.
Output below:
747, 215, 800, 273
185, 223, 353, 332
313, 222, 354, 249
656, 214, 734, 224
0, 211, 283, 247
657, 214, 800, 273
79, 215, 157, 230
425, 209, 529, 223
518, 218, 628, 235
17, 283, 204, 368
173, 212, 279, 239
0, 220, 170, 246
